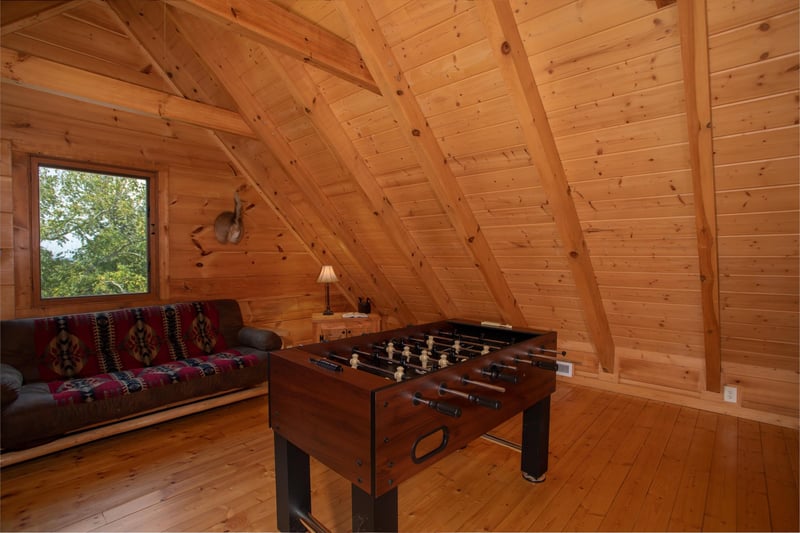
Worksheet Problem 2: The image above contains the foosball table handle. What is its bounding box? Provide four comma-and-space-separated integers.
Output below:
469, 394, 501, 410
412, 392, 462, 418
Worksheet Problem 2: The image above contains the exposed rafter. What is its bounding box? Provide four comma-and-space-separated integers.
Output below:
165, 0, 379, 94
169, 8, 416, 323
337, 0, 527, 327
0, 47, 255, 138
677, 0, 721, 393
0, 0, 86, 37
108, 0, 391, 319
475, 1, 616, 372
266, 51, 455, 320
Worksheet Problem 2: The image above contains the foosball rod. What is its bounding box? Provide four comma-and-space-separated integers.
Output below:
514, 356, 558, 372
439, 383, 501, 410
369, 340, 472, 362
519, 353, 582, 367
400, 335, 495, 356
536, 346, 567, 356
325, 351, 406, 380
461, 376, 506, 393
352, 348, 432, 373
433, 329, 511, 347
479, 365, 519, 384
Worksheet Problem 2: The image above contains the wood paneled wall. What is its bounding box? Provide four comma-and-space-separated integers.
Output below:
0, 0, 797, 427
708, 0, 799, 419
0, 86, 345, 346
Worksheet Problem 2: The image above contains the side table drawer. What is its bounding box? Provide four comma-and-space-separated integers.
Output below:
312, 313, 381, 342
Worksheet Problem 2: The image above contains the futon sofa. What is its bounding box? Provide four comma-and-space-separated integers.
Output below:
0, 299, 282, 452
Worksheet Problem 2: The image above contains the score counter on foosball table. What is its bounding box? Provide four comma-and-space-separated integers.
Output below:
268, 319, 562, 532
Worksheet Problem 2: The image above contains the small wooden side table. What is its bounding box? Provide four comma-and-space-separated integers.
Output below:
311, 312, 382, 343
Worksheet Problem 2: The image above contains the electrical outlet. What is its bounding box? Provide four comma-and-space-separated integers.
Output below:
556, 361, 573, 378
723, 385, 737, 403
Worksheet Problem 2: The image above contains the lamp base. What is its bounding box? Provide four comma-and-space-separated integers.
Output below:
322, 284, 334, 316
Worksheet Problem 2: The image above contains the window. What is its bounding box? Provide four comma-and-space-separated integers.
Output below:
32, 157, 158, 303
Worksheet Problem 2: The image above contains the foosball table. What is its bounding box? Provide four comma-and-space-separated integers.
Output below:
268, 319, 560, 532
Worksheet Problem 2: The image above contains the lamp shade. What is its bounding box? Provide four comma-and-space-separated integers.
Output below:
316, 265, 339, 284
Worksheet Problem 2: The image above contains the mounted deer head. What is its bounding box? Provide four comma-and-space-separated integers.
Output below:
214, 191, 244, 244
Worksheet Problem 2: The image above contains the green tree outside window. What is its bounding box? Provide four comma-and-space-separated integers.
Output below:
38, 165, 151, 299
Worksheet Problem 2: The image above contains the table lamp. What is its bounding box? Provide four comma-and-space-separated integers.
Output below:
316, 265, 339, 315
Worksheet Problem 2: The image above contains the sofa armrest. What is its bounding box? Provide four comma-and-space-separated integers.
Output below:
1, 363, 23, 409
238, 327, 283, 351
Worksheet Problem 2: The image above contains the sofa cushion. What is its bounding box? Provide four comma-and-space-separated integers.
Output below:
0, 351, 268, 450
33, 301, 230, 381
1, 363, 23, 408
47, 350, 258, 406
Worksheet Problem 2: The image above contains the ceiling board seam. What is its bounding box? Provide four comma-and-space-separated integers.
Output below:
534, 43, 683, 87
0, 0, 89, 37
546, 80, 685, 116
710, 88, 799, 109
528, 7, 679, 58
714, 123, 799, 141
708, 49, 800, 75
554, 112, 688, 141
707, 8, 800, 39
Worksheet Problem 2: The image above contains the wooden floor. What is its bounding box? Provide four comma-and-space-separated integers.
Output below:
1, 383, 798, 532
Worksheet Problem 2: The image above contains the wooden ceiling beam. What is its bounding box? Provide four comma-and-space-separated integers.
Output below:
337, 0, 527, 327
108, 0, 371, 318
677, 0, 722, 393
1, 0, 86, 37
169, 8, 416, 323
165, 0, 379, 94
0, 47, 255, 138
267, 51, 455, 319
475, 1, 616, 372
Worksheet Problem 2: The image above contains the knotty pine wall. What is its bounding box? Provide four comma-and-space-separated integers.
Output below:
0, 86, 348, 346
708, 2, 799, 420
0, 0, 797, 428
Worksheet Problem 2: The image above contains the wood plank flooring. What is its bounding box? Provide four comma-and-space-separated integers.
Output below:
1, 383, 797, 532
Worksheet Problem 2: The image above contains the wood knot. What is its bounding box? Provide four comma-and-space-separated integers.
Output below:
569, 251, 578, 258
412, 128, 421, 136
501, 41, 511, 55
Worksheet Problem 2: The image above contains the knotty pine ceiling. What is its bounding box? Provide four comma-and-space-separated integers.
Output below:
2, 0, 798, 416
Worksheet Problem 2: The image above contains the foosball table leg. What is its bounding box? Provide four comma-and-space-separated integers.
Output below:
520, 395, 551, 482
274, 433, 311, 532
351, 484, 398, 532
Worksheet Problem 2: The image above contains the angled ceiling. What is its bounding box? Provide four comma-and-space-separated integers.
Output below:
3, 0, 798, 399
